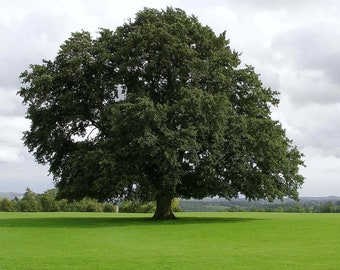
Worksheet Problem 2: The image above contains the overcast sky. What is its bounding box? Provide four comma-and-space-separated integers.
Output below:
1, 0, 339, 197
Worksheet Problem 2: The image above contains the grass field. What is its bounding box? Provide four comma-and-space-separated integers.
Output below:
0, 212, 339, 269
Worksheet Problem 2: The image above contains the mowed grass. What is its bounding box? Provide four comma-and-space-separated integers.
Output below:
0, 212, 339, 270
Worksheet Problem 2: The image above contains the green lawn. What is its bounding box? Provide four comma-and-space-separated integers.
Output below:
0, 212, 339, 269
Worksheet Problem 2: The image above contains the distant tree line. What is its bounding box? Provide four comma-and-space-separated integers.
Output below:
179, 199, 340, 213
1, 188, 338, 213
0, 188, 181, 213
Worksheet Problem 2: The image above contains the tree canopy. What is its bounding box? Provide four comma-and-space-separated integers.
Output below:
18, 7, 304, 219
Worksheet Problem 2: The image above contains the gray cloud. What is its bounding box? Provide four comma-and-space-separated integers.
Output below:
273, 26, 340, 83
0, 88, 24, 116
1, 15, 58, 88
0, 159, 53, 192
275, 102, 340, 154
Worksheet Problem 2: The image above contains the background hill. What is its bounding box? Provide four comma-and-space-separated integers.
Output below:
179, 196, 340, 212
0, 192, 23, 200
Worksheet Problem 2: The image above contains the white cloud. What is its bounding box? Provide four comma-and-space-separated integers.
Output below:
0, 159, 53, 193
0, 116, 28, 146
0, 88, 23, 115
0, 146, 21, 162
299, 148, 340, 197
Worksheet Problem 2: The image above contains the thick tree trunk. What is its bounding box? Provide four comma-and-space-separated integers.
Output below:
152, 195, 176, 220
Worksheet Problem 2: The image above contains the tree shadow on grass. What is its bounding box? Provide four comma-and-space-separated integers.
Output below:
0, 214, 264, 229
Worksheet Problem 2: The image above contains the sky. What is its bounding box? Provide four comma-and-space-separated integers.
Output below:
1, 0, 339, 197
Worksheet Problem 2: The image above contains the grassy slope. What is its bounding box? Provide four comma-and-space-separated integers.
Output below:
0, 212, 339, 270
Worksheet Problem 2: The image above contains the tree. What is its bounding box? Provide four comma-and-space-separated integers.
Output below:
0, 198, 16, 212
17, 188, 41, 212
37, 189, 60, 212
18, 7, 304, 220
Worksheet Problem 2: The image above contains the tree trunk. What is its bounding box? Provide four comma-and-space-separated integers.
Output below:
152, 195, 176, 220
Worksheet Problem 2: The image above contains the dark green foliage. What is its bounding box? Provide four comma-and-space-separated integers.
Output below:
18, 7, 304, 219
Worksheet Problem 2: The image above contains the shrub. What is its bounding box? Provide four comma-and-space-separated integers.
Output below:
0, 198, 16, 212
119, 200, 156, 213
37, 189, 60, 212
17, 188, 41, 212
103, 203, 118, 212
77, 198, 103, 212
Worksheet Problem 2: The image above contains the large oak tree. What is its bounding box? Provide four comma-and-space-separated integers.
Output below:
18, 7, 304, 219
